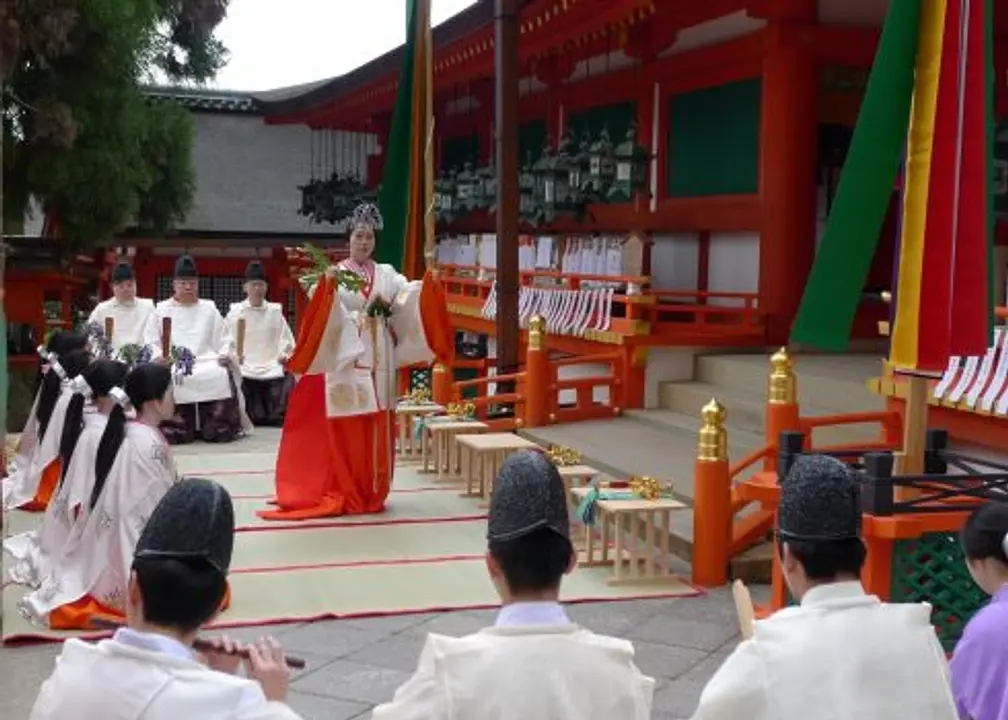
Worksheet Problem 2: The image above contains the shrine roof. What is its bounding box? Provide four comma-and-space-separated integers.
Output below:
255, 0, 522, 119
146, 86, 261, 114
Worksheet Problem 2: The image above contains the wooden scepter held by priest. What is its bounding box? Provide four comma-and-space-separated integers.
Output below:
161, 317, 172, 360
104, 317, 115, 343
235, 317, 246, 365
732, 579, 755, 640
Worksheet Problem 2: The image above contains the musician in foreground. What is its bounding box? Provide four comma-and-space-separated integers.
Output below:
690, 454, 958, 720
258, 202, 452, 521
30, 478, 302, 719
87, 261, 155, 353
144, 254, 250, 444
226, 260, 295, 426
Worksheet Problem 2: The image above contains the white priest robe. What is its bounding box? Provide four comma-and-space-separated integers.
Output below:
87, 298, 156, 352
690, 582, 959, 720
30, 631, 303, 719
7, 390, 41, 477
3, 385, 75, 511
371, 603, 654, 720
145, 298, 236, 405
225, 300, 295, 380
4, 409, 107, 588
19, 423, 178, 626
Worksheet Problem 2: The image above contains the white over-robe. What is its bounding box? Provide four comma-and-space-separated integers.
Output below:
145, 298, 236, 405
4, 409, 107, 588
30, 635, 302, 719
19, 422, 178, 625
3, 385, 75, 511
371, 624, 655, 719
225, 300, 295, 380
315, 262, 435, 419
87, 298, 156, 352
7, 390, 42, 477
690, 582, 959, 720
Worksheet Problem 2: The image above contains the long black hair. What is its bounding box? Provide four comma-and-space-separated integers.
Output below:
36, 338, 90, 445
961, 501, 1008, 565
33, 331, 85, 397
59, 360, 129, 486
91, 363, 173, 510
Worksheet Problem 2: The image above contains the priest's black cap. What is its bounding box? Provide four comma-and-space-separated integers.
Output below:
487, 451, 570, 542
174, 254, 198, 279
778, 454, 862, 542
245, 260, 267, 282
134, 478, 235, 576
111, 261, 134, 283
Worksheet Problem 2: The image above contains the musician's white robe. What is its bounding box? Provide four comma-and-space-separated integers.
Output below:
225, 300, 295, 381
690, 582, 959, 720
87, 298, 156, 352
30, 633, 303, 719
3, 385, 75, 511
19, 423, 178, 626
372, 623, 654, 720
145, 298, 236, 405
4, 410, 107, 588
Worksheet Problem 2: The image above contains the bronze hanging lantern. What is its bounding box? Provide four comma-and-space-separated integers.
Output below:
606, 123, 653, 203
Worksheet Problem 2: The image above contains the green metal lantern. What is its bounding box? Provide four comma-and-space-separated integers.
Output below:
588, 127, 616, 194
475, 157, 497, 211
606, 124, 652, 203
434, 169, 457, 223
518, 152, 539, 224
455, 162, 477, 213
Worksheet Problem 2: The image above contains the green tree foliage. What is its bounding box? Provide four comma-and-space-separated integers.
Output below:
0, 0, 229, 246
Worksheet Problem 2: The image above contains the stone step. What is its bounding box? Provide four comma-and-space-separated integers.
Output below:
693, 352, 887, 416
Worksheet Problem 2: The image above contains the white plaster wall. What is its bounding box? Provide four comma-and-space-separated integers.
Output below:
651, 233, 700, 290
706, 232, 760, 307
644, 348, 699, 409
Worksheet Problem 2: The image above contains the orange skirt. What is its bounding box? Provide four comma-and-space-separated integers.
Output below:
258, 376, 394, 521
20, 459, 62, 512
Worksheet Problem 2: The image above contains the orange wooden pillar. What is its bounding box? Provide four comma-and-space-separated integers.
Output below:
758, 17, 818, 345
432, 362, 452, 405
523, 315, 549, 428
692, 399, 731, 587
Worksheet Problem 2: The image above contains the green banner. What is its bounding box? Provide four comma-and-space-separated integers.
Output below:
375, 0, 418, 269
790, 0, 922, 350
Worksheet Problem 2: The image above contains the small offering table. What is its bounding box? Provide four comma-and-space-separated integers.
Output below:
455, 433, 540, 498
395, 403, 445, 460
572, 487, 687, 586
556, 465, 601, 501
421, 418, 489, 479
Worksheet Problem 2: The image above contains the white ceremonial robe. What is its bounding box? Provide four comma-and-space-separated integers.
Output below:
4, 409, 107, 588
7, 390, 41, 477
19, 423, 178, 625
145, 298, 236, 405
313, 262, 433, 420
88, 298, 156, 352
3, 385, 75, 511
30, 633, 303, 720
372, 602, 654, 720
226, 300, 295, 380
690, 582, 959, 720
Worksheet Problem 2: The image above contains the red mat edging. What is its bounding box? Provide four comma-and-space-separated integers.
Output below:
230, 485, 464, 501
231, 552, 486, 575
235, 513, 487, 534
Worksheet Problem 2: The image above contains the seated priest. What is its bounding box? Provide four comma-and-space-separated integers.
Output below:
87, 261, 155, 354
689, 455, 959, 720
225, 261, 295, 427
144, 254, 251, 445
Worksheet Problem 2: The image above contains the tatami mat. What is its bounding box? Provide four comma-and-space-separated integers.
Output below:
3, 439, 699, 643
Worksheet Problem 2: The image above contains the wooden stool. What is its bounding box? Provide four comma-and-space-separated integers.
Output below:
455, 433, 540, 499
571, 487, 686, 586
422, 419, 489, 479
557, 465, 600, 503
395, 403, 444, 461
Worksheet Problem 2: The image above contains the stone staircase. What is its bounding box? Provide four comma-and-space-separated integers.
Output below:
521, 351, 887, 574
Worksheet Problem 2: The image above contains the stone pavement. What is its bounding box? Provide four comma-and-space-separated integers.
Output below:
0, 584, 769, 719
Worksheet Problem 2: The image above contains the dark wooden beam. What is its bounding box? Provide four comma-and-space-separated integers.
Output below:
495, 0, 520, 376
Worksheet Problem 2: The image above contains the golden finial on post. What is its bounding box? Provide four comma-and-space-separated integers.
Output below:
768, 347, 796, 405
697, 398, 727, 462
528, 314, 546, 350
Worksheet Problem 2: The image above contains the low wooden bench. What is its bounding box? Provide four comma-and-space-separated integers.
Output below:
571, 486, 687, 586
455, 433, 540, 499
394, 403, 445, 461
421, 418, 489, 479
556, 465, 601, 501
